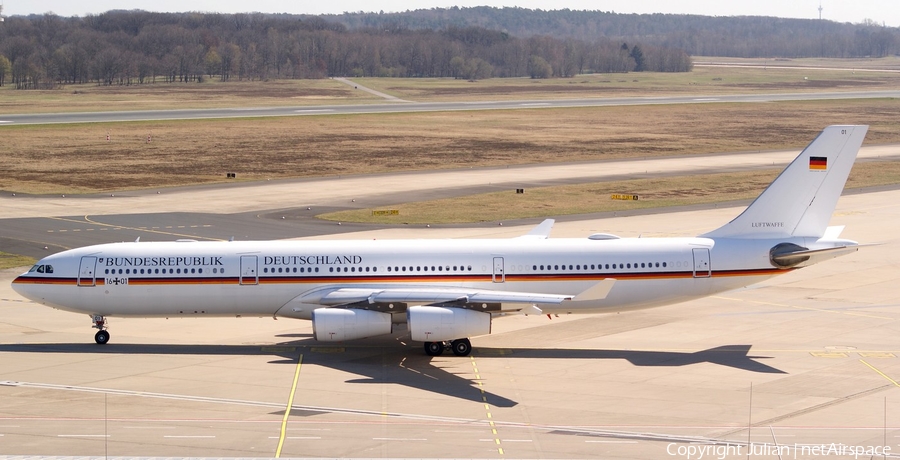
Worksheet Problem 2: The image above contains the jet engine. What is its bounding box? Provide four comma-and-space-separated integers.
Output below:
407, 306, 491, 342
312, 308, 392, 342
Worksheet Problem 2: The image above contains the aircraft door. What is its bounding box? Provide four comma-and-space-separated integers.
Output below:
240, 255, 258, 285
78, 256, 97, 287
492, 257, 505, 283
692, 248, 711, 278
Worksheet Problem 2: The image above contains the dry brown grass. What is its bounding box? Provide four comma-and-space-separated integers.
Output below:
318, 161, 900, 224
0, 79, 376, 114
358, 64, 900, 101
1, 98, 899, 195
0, 252, 36, 270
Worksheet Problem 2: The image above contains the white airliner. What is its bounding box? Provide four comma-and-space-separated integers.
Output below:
12, 125, 867, 356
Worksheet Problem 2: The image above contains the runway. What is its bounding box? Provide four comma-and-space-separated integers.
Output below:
2, 90, 900, 125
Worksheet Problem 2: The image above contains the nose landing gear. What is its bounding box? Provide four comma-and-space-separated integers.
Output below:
92, 315, 109, 344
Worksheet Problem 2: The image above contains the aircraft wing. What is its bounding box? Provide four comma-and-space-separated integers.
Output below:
296, 279, 615, 310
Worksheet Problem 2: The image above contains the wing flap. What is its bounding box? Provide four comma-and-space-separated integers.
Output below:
299, 279, 615, 310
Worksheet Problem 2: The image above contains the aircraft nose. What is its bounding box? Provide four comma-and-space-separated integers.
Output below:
11, 274, 36, 300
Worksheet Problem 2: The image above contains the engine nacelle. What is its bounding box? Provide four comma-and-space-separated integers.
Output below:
312, 308, 392, 342
407, 306, 491, 342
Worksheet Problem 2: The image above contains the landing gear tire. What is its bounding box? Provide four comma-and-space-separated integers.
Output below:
91, 315, 109, 344
424, 341, 444, 356
451, 338, 472, 357
94, 330, 110, 345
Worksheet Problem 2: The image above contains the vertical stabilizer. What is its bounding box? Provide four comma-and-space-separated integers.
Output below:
702, 125, 867, 239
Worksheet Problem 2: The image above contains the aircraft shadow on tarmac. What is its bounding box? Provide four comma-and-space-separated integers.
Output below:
0, 342, 783, 409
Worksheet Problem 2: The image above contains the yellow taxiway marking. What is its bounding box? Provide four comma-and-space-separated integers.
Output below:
471, 355, 504, 455
45, 216, 224, 241
859, 352, 896, 358
860, 359, 900, 389
810, 352, 849, 358
275, 353, 303, 458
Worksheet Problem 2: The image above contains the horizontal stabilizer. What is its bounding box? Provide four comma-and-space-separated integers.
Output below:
770, 245, 858, 269
517, 219, 555, 239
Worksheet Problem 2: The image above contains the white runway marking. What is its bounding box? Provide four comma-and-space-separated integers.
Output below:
294, 109, 335, 113
58, 434, 109, 437
585, 440, 639, 443
164, 435, 215, 438
372, 437, 427, 441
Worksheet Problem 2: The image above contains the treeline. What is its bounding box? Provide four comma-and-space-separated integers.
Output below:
336, 7, 900, 58
334, 7, 900, 58
0, 11, 691, 89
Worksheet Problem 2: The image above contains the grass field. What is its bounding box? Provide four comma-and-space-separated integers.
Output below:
1, 98, 899, 195
356, 63, 900, 101
317, 161, 900, 224
0, 252, 36, 270
2, 60, 899, 113
1, 64, 899, 196
0, 79, 379, 114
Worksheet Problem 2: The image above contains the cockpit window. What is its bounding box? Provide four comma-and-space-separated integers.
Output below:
28, 264, 54, 274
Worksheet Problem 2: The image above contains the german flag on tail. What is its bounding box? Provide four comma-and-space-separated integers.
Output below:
809, 156, 827, 171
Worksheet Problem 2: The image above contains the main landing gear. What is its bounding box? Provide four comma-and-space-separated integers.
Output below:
92, 314, 110, 344
423, 338, 472, 357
